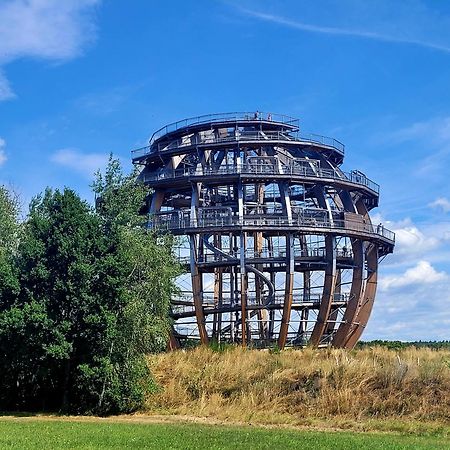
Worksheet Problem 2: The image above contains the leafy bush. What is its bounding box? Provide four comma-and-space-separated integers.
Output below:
0, 158, 179, 414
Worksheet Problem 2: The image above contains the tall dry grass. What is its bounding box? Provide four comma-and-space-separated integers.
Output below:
146, 346, 450, 427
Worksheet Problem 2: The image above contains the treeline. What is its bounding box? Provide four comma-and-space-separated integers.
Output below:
357, 340, 450, 350
0, 158, 179, 415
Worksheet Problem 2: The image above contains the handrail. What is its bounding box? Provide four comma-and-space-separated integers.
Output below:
150, 111, 300, 143
150, 213, 395, 243
132, 129, 344, 159
172, 292, 351, 305
171, 292, 351, 316
176, 247, 354, 265
141, 163, 379, 194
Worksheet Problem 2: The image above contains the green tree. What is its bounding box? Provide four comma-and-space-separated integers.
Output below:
0, 188, 107, 410
89, 157, 179, 413
0, 158, 179, 415
0, 186, 21, 309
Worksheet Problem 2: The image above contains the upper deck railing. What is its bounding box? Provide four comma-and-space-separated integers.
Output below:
132, 130, 345, 159
150, 111, 300, 143
140, 162, 379, 194
150, 212, 396, 244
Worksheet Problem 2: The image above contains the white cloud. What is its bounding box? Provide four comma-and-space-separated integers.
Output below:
51, 148, 109, 178
235, 3, 450, 53
394, 224, 440, 257
366, 272, 450, 341
0, 0, 100, 100
380, 260, 447, 291
429, 197, 450, 213
0, 70, 14, 101
0, 138, 7, 166
381, 116, 450, 178
387, 117, 450, 144
372, 212, 450, 267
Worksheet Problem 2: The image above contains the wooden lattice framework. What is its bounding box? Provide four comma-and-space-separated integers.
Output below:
132, 112, 395, 349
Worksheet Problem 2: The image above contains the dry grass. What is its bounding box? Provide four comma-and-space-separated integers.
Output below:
146, 346, 450, 432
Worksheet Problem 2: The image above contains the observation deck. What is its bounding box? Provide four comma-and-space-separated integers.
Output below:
140, 163, 380, 208
133, 111, 395, 350
132, 112, 345, 166
150, 210, 394, 255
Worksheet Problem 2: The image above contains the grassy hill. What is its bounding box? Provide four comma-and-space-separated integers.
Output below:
147, 345, 450, 434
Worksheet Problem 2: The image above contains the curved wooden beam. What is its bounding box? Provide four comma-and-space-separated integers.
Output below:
332, 238, 364, 347
344, 244, 378, 349
310, 235, 337, 346
332, 192, 366, 348
324, 269, 341, 337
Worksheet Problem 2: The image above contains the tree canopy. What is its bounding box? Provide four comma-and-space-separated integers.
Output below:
0, 158, 179, 414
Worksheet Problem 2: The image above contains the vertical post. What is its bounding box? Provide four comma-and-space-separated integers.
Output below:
240, 231, 247, 346
310, 235, 337, 346
189, 182, 208, 344
267, 236, 276, 340
190, 235, 209, 344
278, 233, 295, 349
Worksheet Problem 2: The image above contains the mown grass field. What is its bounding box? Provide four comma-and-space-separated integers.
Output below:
0, 417, 449, 450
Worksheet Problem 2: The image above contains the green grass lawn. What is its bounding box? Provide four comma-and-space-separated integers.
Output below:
0, 418, 449, 450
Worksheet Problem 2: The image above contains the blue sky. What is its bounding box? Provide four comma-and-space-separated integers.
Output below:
0, 0, 449, 341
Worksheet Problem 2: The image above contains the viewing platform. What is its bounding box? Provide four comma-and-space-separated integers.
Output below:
132, 112, 345, 165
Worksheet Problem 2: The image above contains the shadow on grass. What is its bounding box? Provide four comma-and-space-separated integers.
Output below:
0, 411, 63, 418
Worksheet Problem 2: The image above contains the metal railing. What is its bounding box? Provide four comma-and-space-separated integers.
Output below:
171, 292, 351, 316
150, 112, 300, 143
141, 163, 379, 194
150, 213, 395, 243
176, 247, 354, 265
132, 129, 344, 159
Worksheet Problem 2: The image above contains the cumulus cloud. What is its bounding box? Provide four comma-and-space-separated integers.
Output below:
366, 271, 450, 341
429, 197, 450, 213
0, 0, 100, 99
51, 148, 109, 178
380, 260, 447, 291
0, 138, 7, 166
394, 224, 440, 256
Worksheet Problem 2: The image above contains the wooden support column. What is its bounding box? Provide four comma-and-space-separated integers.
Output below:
344, 244, 378, 349
310, 235, 337, 346
212, 235, 223, 341
255, 182, 268, 341
324, 269, 341, 338
149, 190, 165, 215
189, 182, 208, 344
298, 235, 310, 339
240, 231, 248, 346
309, 184, 337, 346
190, 235, 208, 345
278, 233, 295, 349
168, 329, 180, 350
267, 236, 276, 339
332, 238, 364, 347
